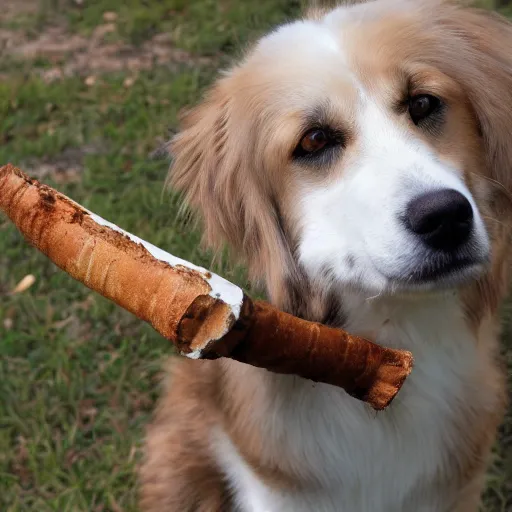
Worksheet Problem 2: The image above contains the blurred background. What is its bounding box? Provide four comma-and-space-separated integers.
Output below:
0, 1, 510, 510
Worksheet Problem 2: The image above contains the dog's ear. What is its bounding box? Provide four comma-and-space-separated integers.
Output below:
168, 74, 240, 253
168, 72, 291, 298
433, 6, 512, 192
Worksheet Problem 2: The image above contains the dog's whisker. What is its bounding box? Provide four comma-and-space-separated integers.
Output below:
365, 291, 383, 302
469, 171, 512, 206
482, 215, 509, 228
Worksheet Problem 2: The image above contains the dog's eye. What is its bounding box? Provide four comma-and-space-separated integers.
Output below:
293, 128, 343, 161
409, 94, 441, 125
300, 129, 328, 153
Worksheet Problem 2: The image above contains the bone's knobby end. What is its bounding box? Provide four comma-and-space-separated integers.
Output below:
177, 293, 255, 360
364, 348, 415, 410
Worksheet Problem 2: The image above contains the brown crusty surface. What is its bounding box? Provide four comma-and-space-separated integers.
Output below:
0, 163, 413, 410
216, 299, 413, 410
0, 163, 236, 356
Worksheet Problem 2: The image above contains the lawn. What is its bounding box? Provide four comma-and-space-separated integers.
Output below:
0, 1, 510, 511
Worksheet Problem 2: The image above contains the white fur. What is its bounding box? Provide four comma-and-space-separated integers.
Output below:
297, 72, 489, 296
212, 11, 497, 512
214, 293, 498, 512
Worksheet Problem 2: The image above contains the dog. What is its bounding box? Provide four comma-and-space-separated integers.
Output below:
140, 1, 512, 510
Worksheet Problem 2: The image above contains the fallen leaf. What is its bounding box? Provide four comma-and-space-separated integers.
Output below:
84, 75, 96, 86
123, 76, 135, 88
128, 445, 137, 463
103, 11, 118, 22
11, 274, 36, 294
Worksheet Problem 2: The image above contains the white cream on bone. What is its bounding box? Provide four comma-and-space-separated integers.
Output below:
87, 211, 245, 358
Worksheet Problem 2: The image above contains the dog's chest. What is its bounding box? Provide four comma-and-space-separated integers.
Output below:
215, 304, 495, 512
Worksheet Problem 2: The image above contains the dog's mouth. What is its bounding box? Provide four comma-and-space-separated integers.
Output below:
387, 250, 488, 290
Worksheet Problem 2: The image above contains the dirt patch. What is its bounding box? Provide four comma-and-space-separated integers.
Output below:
15, 26, 87, 58
25, 143, 104, 184
5, 23, 213, 80
0, 0, 39, 24
10, 435, 32, 487
0, 28, 26, 52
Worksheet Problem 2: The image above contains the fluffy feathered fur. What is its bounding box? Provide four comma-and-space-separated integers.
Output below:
140, 1, 512, 510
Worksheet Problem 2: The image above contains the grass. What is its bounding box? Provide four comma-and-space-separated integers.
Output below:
67, 0, 302, 50
0, 0, 510, 510
0, 1, 301, 510
4, 0, 302, 52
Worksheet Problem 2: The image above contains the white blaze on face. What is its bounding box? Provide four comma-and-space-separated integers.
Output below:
295, 32, 489, 294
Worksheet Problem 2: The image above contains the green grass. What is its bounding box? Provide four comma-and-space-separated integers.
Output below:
0, 1, 299, 509
66, 0, 302, 50
0, 1, 510, 510
0, 72, 196, 512
7, 0, 303, 51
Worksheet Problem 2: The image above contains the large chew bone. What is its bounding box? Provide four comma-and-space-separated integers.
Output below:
0, 164, 413, 410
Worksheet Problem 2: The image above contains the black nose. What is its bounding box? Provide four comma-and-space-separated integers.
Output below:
405, 189, 473, 250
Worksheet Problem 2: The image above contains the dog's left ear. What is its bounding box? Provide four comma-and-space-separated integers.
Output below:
435, 6, 512, 192
167, 70, 296, 303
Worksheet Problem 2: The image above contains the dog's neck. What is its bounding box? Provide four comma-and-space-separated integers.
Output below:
275, 276, 477, 351
340, 289, 473, 350
217, 282, 502, 503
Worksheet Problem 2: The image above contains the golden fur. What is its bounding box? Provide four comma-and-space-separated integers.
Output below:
140, 1, 511, 510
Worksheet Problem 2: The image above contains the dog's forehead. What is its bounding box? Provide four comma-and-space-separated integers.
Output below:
244, 10, 415, 111
245, 20, 361, 113
255, 21, 342, 60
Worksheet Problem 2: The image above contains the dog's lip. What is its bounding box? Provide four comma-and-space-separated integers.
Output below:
399, 256, 480, 283
382, 252, 489, 287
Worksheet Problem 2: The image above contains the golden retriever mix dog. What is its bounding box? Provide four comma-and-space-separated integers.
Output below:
140, 1, 512, 510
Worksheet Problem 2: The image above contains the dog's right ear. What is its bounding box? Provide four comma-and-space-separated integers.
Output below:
167, 72, 291, 294
168, 73, 245, 254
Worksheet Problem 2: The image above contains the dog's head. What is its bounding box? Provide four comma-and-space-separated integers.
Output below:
169, 0, 512, 319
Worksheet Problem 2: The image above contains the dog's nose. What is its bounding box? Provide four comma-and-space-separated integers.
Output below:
405, 189, 473, 250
